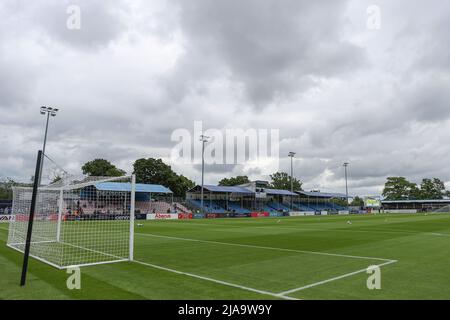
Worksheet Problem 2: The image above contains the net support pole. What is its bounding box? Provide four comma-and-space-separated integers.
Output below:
56, 189, 63, 242
20, 150, 43, 286
129, 174, 136, 261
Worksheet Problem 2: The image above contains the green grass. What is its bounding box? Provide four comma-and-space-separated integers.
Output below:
1, 213, 450, 299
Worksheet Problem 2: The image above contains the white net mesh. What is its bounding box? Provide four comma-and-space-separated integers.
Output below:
432, 205, 450, 213
7, 175, 134, 269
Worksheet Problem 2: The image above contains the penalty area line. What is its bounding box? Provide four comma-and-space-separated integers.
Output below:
133, 259, 298, 300
277, 259, 398, 296
136, 232, 393, 262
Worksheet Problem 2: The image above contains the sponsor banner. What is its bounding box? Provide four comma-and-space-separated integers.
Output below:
338, 210, 350, 215
0, 215, 15, 223
135, 213, 147, 220
178, 213, 193, 220
232, 213, 249, 218
146, 213, 179, 220
289, 211, 317, 217
206, 213, 228, 219
270, 212, 282, 217
250, 212, 269, 218
321, 211, 328, 216
193, 213, 205, 219
384, 209, 417, 214
65, 214, 130, 221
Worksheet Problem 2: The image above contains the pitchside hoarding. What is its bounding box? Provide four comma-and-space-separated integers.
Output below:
250, 212, 269, 218
0, 215, 14, 223
146, 213, 179, 220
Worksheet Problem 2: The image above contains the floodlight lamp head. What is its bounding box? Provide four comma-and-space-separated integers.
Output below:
288, 152, 296, 157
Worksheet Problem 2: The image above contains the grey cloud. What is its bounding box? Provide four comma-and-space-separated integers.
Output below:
1, 0, 127, 49
169, 0, 366, 107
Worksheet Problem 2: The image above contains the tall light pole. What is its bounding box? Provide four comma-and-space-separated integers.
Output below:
200, 135, 210, 214
288, 152, 296, 210
39, 106, 59, 185
343, 162, 349, 206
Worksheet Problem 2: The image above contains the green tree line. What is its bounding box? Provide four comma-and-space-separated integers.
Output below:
382, 177, 449, 200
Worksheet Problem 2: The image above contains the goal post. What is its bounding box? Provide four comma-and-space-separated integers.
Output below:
129, 174, 135, 261
7, 174, 136, 269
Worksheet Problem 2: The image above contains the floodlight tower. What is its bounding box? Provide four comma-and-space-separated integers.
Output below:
343, 162, 349, 205
199, 135, 210, 214
288, 152, 296, 210
39, 106, 59, 185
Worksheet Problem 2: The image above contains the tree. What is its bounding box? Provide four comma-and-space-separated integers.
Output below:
167, 174, 196, 198
419, 178, 445, 200
219, 176, 250, 186
0, 178, 14, 200
82, 159, 126, 177
133, 158, 195, 198
51, 176, 62, 184
0, 178, 32, 200
133, 158, 173, 185
350, 196, 364, 207
269, 172, 302, 191
382, 177, 419, 200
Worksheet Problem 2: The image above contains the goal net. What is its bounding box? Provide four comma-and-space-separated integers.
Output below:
7, 175, 135, 269
433, 205, 450, 213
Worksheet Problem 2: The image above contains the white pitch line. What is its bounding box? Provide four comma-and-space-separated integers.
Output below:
155, 220, 450, 237
277, 260, 398, 296
136, 232, 393, 262
133, 259, 297, 300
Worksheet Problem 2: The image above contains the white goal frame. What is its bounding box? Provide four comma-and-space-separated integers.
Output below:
7, 175, 136, 269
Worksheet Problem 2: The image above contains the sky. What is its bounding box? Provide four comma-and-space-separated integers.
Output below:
1, 0, 449, 196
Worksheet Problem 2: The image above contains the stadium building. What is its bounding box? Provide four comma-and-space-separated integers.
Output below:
381, 199, 450, 213
0, 200, 12, 214
186, 181, 349, 217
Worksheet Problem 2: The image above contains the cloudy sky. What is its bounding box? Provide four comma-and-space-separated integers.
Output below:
1, 0, 449, 196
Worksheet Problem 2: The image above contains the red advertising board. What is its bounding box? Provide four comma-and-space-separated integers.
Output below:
178, 213, 193, 220
250, 212, 269, 218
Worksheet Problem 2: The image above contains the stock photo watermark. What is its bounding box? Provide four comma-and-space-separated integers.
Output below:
171, 121, 280, 175
66, 267, 81, 290
367, 5, 381, 30
366, 265, 381, 290
66, 5, 81, 30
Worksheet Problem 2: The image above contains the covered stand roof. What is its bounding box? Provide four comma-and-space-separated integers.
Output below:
265, 189, 297, 196
188, 185, 298, 196
381, 199, 450, 204
95, 182, 173, 194
188, 185, 254, 194
296, 190, 349, 199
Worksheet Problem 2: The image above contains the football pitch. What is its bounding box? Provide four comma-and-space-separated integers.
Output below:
1, 213, 450, 300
